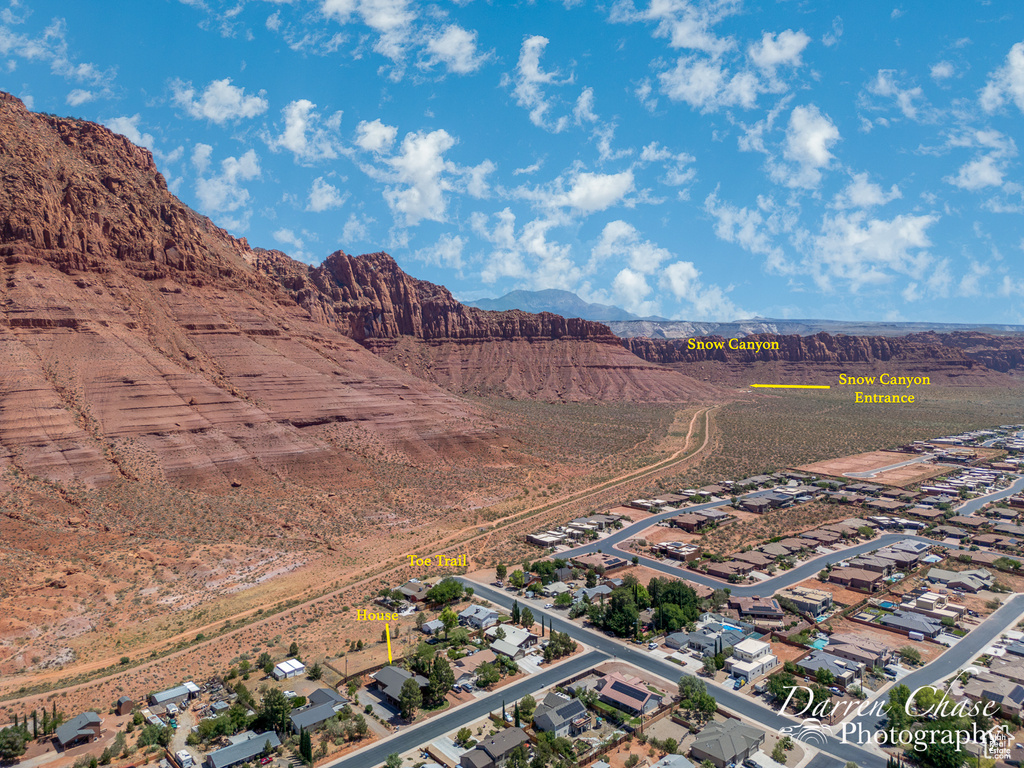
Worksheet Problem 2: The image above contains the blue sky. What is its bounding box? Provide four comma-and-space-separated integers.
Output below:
2, 0, 1023, 323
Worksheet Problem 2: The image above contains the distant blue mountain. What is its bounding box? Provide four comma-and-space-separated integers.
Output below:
465, 289, 668, 323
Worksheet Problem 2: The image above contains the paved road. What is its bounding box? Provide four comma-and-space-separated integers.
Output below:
954, 475, 1024, 516
563, 526, 951, 597
461, 580, 888, 768
845, 593, 1024, 734
328, 650, 608, 768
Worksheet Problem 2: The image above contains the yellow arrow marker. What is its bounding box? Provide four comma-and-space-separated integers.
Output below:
750, 384, 830, 389
385, 623, 393, 663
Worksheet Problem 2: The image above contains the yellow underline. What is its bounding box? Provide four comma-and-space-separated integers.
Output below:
750, 384, 831, 389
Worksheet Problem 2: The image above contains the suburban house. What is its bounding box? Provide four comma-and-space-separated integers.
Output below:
927, 567, 994, 593
651, 757, 696, 768
725, 638, 779, 683
829, 567, 884, 592
728, 597, 784, 623
797, 650, 863, 688
289, 688, 348, 734
204, 732, 281, 768
149, 681, 201, 708
690, 720, 766, 768
55, 712, 102, 750
420, 619, 444, 635
739, 498, 771, 514
532, 692, 591, 737
899, 591, 965, 621
685, 625, 747, 657
673, 513, 711, 532
827, 634, 894, 668
777, 587, 833, 617
571, 553, 628, 572
846, 556, 894, 575
485, 625, 538, 659
962, 673, 1024, 718
398, 580, 430, 603
460, 727, 530, 768
655, 542, 701, 562
989, 657, 1024, 684
542, 582, 571, 597
596, 671, 662, 715
453, 649, 498, 686
879, 610, 944, 638
575, 585, 613, 603
732, 552, 775, 569
873, 549, 920, 569
370, 666, 429, 708
271, 659, 306, 680
459, 605, 500, 630
707, 561, 752, 579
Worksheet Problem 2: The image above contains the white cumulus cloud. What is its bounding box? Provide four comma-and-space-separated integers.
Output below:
748, 29, 810, 74
171, 77, 268, 123
307, 177, 348, 212
422, 24, 489, 74
832, 172, 902, 209
103, 114, 155, 150
771, 104, 840, 189
194, 148, 262, 230
980, 41, 1024, 113
507, 35, 574, 132
265, 99, 342, 163
355, 118, 398, 153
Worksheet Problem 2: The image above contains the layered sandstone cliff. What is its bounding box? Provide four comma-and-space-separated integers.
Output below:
252, 248, 617, 346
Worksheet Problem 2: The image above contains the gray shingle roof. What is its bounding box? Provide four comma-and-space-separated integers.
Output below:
205, 732, 281, 768
55, 712, 101, 747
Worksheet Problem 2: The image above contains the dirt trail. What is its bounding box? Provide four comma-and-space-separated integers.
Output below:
0, 406, 718, 704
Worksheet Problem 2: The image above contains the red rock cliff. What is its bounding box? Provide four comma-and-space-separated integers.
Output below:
623, 331, 992, 368
253, 248, 619, 347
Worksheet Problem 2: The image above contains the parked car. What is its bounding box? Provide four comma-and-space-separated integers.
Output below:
283, 691, 297, 699
648, 642, 658, 650
545, 603, 553, 608
829, 687, 842, 695
451, 684, 461, 692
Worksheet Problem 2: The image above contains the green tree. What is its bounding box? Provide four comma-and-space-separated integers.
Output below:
702, 656, 717, 677
439, 607, 459, 639
260, 687, 292, 734
519, 694, 536, 722
426, 578, 464, 605
307, 662, 323, 681
899, 647, 921, 665
520, 607, 535, 628
299, 728, 312, 764
476, 662, 500, 687
554, 592, 572, 607
509, 570, 525, 588
428, 655, 455, 707
0, 728, 27, 761
456, 727, 473, 746
511, 600, 521, 624
398, 677, 422, 721
496, 564, 508, 580
815, 667, 835, 686
772, 741, 787, 764
384, 754, 402, 768
678, 676, 717, 722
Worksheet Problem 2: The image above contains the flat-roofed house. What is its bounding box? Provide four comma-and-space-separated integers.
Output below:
829, 567, 883, 592
728, 597, 784, 622
777, 587, 833, 617
596, 672, 662, 715
725, 638, 778, 682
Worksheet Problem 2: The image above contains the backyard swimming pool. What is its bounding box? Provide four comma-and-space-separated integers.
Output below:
879, 600, 897, 610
